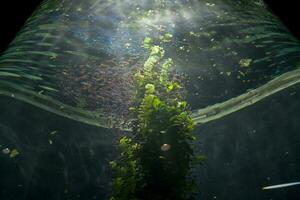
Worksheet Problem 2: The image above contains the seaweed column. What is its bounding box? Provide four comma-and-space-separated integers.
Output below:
110, 34, 204, 200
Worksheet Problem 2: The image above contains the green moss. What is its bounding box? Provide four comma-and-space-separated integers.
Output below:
110, 34, 203, 200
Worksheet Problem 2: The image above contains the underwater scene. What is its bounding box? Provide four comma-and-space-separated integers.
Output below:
0, 0, 300, 199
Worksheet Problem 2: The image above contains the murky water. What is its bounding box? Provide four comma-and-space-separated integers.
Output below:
0, 0, 299, 199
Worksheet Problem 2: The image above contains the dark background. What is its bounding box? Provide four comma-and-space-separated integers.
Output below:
0, 0, 299, 53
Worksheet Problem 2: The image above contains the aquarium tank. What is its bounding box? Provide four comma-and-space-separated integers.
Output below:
0, 0, 300, 199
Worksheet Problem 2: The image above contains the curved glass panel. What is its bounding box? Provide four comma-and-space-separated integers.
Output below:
1, 0, 299, 129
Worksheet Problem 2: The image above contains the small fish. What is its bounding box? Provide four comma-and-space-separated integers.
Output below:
50, 130, 58, 135
262, 181, 300, 190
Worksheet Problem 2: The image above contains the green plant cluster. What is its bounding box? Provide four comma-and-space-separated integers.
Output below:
110, 34, 204, 200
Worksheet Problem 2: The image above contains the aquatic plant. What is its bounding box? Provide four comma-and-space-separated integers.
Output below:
109, 34, 203, 200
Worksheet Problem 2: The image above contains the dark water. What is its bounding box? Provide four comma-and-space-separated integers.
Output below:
0, 87, 300, 200
1, 86, 299, 200
0, 96, 117, 200
195, 85, 300, 200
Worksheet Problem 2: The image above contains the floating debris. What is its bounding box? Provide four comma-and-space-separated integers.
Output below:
38, 90, 44, 95
2, 148, 10, 154
189, 31, 201, 37
160, 144, 171, 151
9, 149, 20, 158
50, 130, 58, 135
160, 33, 173, 43
206, 2, 215, 7
254, 0, 265, 6
48, 139, 53, 145
262, 181, 300, 190
238, 71, 246, 76
48, 130, 58, 144
239, 58, 252, 68
125, 43, 131, 48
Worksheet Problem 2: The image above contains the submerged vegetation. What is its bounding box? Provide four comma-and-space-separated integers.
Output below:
109, 34, 204, 200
